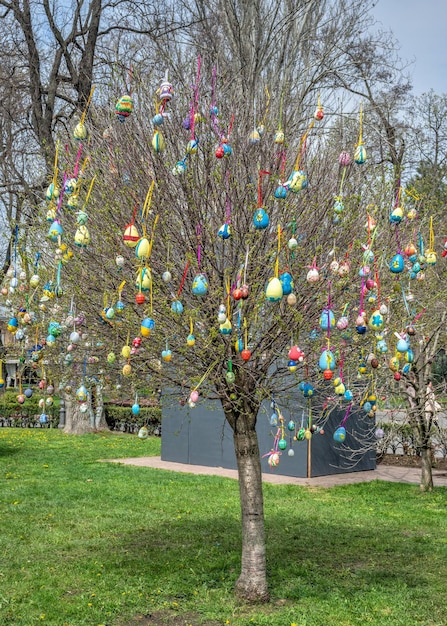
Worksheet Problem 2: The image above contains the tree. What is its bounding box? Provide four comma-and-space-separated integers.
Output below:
3, 0, 446, 603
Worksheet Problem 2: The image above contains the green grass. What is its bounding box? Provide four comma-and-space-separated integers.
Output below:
1, 429, 447, 626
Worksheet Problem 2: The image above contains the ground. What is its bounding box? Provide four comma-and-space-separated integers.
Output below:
379, 453, 447, 470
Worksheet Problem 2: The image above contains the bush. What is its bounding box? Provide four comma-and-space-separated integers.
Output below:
0, 389, 60, 427
104, 403, 161, 435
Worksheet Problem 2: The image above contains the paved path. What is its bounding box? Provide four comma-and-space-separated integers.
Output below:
108, 456, 447, 488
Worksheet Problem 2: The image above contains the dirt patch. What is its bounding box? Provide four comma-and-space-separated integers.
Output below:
121, 611, 222, 626
379, 454, 447, 470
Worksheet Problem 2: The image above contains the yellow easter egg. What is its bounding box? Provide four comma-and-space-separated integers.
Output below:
122, 363, 132, 376
265, 277, 283, 302
135, 237, 150, 260
121, 345, 131, 359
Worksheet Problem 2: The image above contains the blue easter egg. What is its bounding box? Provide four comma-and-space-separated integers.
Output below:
334, 199, 344, 213
298, 381, 306, 391
319, 349, 335, 371
354, 144, 366, 164
25, 388, 33, 398
377, 339, 388, 353
309, 329, 319, 340
390, 253, 404, 273
218, 223, 231, 239
253, 208, 269, 229
39, 413, 48, 424
402, 363, 412, 373
396, 338, 409, 352
303, 383, 314, 397
319, 308, 335, 331
171, 300, 183, 314
287, 420, 296, 431
363, 401, 372, 413
333, 426, 346, 442
356, 325, 367, 335
192, 273, 209, 296
153, 113, 164, 126
48, 220, 63, 242
223, 143, 232, 156
279, 272, 294, 295
131, 403, 140, 415
406, 349, 414, 363
344, 389, 353, 401
274, 185, 287, 199
270, 413, 278, 426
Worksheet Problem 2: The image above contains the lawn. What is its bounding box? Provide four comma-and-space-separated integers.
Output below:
1, 428, 446, 626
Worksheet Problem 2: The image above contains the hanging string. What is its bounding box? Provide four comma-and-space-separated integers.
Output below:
190, 55, 201, 141
274, 225, 281, 278
73, 144, 83, 179
340, 403, 352, 428
428, 216, 435, 251
177, 261, 190, 298
243, 246, 249, 285
141, 181, 156, 223
260, 86, 270, 127
191, 359, 220, 393
52, 142, 59, 187
258, 170, 270, 207
294, 120, 315, 170
225, 275, 231, 318
196, 224, 202, 269
80, 86, 96, 126
356, 102, 363, 147
147, 215, 159, 259
278, 91, 284, 131
82, 175, 96, 211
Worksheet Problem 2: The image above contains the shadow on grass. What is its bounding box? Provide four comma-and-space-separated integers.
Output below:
95, 488, 431, 606
0, 442, 20, 457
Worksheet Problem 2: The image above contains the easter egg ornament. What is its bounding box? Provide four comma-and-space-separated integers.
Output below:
265, 276, 283, 302
253, 170, 270, 229
333, 426, 346, 443
192, 273, 209, 297
115, 94, 133, 122
354, 103, 366, 164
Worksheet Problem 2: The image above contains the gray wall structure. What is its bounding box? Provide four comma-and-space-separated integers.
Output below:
161, 392, 376, 478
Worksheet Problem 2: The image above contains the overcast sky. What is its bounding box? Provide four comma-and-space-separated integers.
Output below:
372, 0, 446, 95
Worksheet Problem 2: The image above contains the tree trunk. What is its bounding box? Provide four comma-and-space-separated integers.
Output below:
63, 394, 94, 435
93, 383, 108, 430
233, 428, 269, 602
420, 446, 434, 492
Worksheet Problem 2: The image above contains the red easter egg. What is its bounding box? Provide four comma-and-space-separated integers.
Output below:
394, 372, 401, 381
135, 292, 145, 305
241, 349, 251, 362
232, 288, 242, 301
215, 146, 224, 159
323, 368, 333, 380
240, 285, 249, 299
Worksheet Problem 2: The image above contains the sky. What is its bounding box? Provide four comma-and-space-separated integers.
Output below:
371, 0, 447, 95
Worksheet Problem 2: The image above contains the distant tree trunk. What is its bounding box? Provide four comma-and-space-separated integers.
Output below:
90, 382, 108, 430
226, 400, 269, 603
63, 394, 93, 435
420, 446, 434, 492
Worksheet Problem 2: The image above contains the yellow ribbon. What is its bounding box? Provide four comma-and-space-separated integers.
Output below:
274, 224, 281, 278
82, 175, 96, 210
356, 102, 363, 147
80, 86, 96, 126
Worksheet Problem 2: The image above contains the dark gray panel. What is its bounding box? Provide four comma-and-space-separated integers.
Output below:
161, 390, 375, 478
